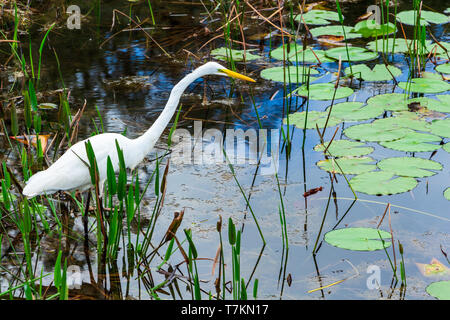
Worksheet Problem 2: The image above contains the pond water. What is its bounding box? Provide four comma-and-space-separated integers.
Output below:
0, 0, 449, 300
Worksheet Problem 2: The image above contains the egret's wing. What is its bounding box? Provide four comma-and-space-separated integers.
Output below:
23, 136, 117, 196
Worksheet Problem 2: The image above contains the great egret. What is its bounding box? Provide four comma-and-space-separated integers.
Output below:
22, 62, 255, 197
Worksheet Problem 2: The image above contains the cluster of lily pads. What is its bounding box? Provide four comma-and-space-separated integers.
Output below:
210, 6, 450, 200
210, 6, 450, 299
288, 93, 450, 197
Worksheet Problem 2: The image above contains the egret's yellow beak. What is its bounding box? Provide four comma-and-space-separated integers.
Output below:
219, 68, 256, 82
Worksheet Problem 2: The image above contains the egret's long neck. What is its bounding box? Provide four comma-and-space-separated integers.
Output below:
133, 69, 202, 157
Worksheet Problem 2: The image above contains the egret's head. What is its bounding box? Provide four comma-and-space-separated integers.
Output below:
200, 61, 256, 82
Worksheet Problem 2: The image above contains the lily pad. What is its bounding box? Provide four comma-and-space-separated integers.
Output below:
366, 38, 418, 53
350, 171, 418, 195
345, 64, 402, 81
325, 46, 378, 62
260, 66, 319, 83
368, 95, 450, 113
443, 142, 450, 153
344, 122, 412, 142
436, 63, 450, 74
396, 10, 449, 26
398, 78, 450, 94
270, 43, 334, 63
366, 93, 409, 112
283, 111, 341, 129
372, 115, 431, 132
429, 118, 450, 138
427, 95, 450, 113
445, 188, 450, 201
314, 140, 374, 157
317, 156, 376, 175
325, 101, 384, 121
380, 132, 441, 152
309, 25, 362, 39
324, 227, 392, 251
352, 20, 396, 38
211, 47, 260, 61
400, 96, 450, 114
426, 281, 450, 300
425, 41, 450, 59
295, 9, 340, 25
292, 82, 354, 100
377, 157, 442, 178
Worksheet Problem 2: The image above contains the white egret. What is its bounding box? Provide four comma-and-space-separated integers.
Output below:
22, 62, 255, 197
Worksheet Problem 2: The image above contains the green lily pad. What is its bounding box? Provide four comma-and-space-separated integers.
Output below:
429, 95, 450, 113
446, 8, 450, 14
445, 188, 450, 201
366, 93, 409, 112
366, 38, 423, 53
399, 78, 450, 94
396, 10, 449, 26
443, 142, 450, 153
325, 101, 384, 121
352, 20, 396, 38
324, 227, 392, 251
429, 118, 450, 138
426, 281, 450, 300
260, 66, 319, 83
345, 64, 402, 81
317, 156, 376, 175
344, 122, 412, 142
292, 82, 354, 100
350, 171, 418, 195
372, 115, 431, 132
436, 63, 450, 74
295, 9, 340, 25
377, 157, 442, 178
403, 95, 450, 113
425, 41, 450, 59
368, 95, 450, 113
283, 110, 341, 129
270, 43, 334, 63
422, 71, 445, 81
211, 47, 260, 61
314, 140, 374, 157
309, 25, 362, 39
380, 132, 441, 152
325, 46, 378, 62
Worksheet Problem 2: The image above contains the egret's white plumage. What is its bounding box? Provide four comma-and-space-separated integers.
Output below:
22, 62, 255, 197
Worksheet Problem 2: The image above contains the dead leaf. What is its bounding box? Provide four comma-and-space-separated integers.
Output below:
305, 1, 328, 12
303, 186, 323, 197
11, 135, 50, 153
356, 11, 375, 22
164, 209, 185, 243
416, 258, 449, 277
317, 35, 346, 47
